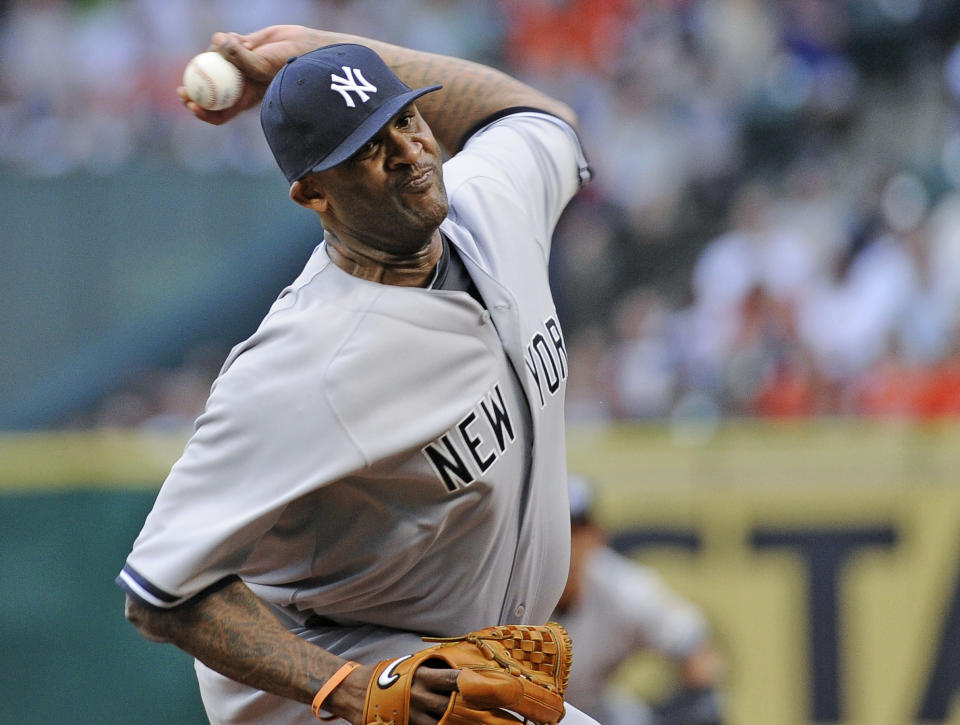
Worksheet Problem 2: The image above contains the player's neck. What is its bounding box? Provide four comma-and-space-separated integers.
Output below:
325, 231, 442, 287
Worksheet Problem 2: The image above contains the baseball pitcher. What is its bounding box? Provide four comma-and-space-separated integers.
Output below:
117, 24, 594, 725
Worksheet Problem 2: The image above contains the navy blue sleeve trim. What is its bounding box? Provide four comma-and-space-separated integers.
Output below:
456, 106, 567, 152
116, 562, 241, 610
117, 563, 178, 602
178, 575, 242, 609
455, 107, 593, 187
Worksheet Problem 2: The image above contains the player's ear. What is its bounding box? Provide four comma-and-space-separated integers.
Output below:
290, 175, 329, 213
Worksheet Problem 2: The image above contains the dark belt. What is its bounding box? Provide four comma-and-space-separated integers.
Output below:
304, 612, 341, 628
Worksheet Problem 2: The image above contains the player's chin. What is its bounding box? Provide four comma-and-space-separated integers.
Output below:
402, 186, 449, 228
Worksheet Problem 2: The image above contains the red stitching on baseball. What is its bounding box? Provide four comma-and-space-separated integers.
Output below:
192, 60, 217, 107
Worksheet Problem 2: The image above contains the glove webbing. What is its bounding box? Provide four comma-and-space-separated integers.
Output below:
424, 623, 572, 694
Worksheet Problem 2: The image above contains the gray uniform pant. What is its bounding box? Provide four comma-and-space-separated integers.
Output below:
196, 659, 602, 724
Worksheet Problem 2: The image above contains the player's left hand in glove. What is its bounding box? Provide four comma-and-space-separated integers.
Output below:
314, 622, 573, 725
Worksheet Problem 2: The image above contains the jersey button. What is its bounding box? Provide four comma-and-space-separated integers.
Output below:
513, 604, 525, 618
479, 310, 491, 325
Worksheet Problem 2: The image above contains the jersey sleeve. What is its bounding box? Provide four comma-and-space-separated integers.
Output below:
443, 112, 591, 258
116, 335, 366, 609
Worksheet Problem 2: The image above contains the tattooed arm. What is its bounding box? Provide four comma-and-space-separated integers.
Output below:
124, 581, 456, 725
180, 25, 578, 153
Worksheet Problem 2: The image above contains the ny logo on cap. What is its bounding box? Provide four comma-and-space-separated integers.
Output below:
330, 66, 378, 108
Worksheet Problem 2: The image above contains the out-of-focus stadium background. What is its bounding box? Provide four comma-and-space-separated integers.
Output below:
2, 1, 960, 723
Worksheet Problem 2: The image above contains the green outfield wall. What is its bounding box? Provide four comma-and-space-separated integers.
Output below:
2, 421, 959, 724
0, 490, 207, 724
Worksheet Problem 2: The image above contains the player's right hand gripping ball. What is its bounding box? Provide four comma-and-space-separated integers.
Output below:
364, 622, 572, 725
182, 51, 244, 111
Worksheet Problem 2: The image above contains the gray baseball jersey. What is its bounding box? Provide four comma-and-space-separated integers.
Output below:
117, 112, 594, 724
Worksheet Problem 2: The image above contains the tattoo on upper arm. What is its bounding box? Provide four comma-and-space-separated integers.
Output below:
385, 54, 561, 148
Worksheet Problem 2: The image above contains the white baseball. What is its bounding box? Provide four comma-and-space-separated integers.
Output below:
182, 51, 244, 111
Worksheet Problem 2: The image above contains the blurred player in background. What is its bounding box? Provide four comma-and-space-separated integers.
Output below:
554, 474, 725, 725
116, 23, 594, 725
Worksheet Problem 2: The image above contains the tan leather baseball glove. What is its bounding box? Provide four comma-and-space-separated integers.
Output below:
363, 622, 572, 725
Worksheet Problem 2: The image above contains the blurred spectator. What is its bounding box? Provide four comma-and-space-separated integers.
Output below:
604, 288, 678, 419
82, 343, 223, 431
564, 324, 616, 426
4, 0, 958, 425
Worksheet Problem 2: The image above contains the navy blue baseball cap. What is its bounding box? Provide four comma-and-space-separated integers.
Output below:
260, 43, 442, 183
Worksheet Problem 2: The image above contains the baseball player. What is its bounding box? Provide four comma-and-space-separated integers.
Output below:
116, 24, 595, 725
553, 475, 725, 725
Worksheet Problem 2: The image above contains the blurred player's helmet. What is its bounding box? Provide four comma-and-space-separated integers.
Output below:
567, 472, 596, 525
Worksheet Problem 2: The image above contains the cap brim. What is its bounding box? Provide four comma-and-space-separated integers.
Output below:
300, 84, 442, 178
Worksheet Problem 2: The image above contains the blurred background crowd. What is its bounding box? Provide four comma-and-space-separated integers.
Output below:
5, 0, 960, 430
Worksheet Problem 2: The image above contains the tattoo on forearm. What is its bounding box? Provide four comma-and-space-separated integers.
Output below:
147, 582, 332, 705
